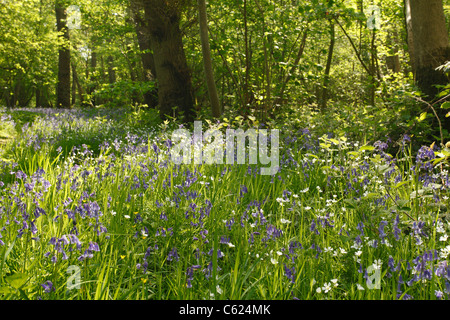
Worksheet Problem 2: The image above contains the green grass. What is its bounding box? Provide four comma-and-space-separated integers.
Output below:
0, 106, 449, 300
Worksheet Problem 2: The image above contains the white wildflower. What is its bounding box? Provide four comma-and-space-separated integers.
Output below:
322, 282, 332, 293
331, 279, 339, 287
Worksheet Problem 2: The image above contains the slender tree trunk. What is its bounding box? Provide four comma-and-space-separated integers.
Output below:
404, 0, 415, 75
198, 0, 221, 118
275, 28, 308, 109
369, 30, 376, 106
143, 0, 195, 122
319, 20, 335, 110
55, 1, 71, 108
88, 49, 97, 106
107, 55, 116, 84
386, 30, 401, 73
408, 0, 450, 100
241, 0, 251, 117
254, 0, 270, 121
72, 63, 84, 105
72, 63, 76, 105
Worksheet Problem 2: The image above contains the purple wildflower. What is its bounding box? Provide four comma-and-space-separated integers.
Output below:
41, 281, 54, 293
167, 247, 179, 262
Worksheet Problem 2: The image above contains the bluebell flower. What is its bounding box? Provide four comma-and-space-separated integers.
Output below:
49, 237, 57, 246
356, 222, 364, 235
310, 219, 319, 235
167, 247, 179, 262
219, 236, 230, 244
445, 281, 450, 294
378, 221, 388, 241
388, 257, 396, 272
284, 264, 295, 283
34, 206, 45, 218
41, 281, 54, 293
397, 293, 413, 300
15, 171, 27, 180
30, 220, 38, 234
88, 242, 100, 252
435, 290, 444, 300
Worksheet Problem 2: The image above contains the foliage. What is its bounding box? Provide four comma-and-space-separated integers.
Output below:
0, 108, 449, 300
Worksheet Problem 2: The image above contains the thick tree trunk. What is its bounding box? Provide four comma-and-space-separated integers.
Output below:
408, 0, 450, 100
55, 2, 71, 108
143, 0, 195, 122
198, 0, 221, 118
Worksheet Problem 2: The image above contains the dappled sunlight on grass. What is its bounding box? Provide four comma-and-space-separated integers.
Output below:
0, 107, 449, 300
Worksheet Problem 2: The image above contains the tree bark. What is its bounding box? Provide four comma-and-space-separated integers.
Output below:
143, 0, 195, 122
404, 0, 415, 74
72, 62, 84, 105
319, 20, 335, 110
55, 1, 71, 108
130, 0, 158, 108
107, 55, 116, 84
408, 0, 450, 100
88, 49, 97, 106
198, 0, 221, 118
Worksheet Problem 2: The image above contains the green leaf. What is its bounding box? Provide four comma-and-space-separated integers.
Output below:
393, 181, 410, 189
6, 272, 28, 289
362, 193, 379, 200
418, 112, 427, 122
343, 198, 358, 209
441, 102, 450, 110
432, 157, 446, 165
358, 146, 375, 152
329, 138, 340, 145
0, 286, 13, 295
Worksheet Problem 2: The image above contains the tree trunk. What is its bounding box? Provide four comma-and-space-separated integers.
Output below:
198, 0, 221, 118
275, 28, 308, 109
319, 20, 335, 110
107, 55, 116, 84
385, 29, 401, 74
404, 0, 416, 75
130, 0, 158, 108
72, 63, 76, 105
72, 63, 85, 105
55, 2, 71, 108
88, 49, 97, 106
143, 0, 195, 122
408, 0, 450, 100
242, 0, 250, 117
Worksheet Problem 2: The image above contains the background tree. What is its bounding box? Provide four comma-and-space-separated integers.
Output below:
407, 0, 450, 100
142, 0, 195, 122
129, 0, 158, 108
55, 0, 71, 108
198, 0, 221, 118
